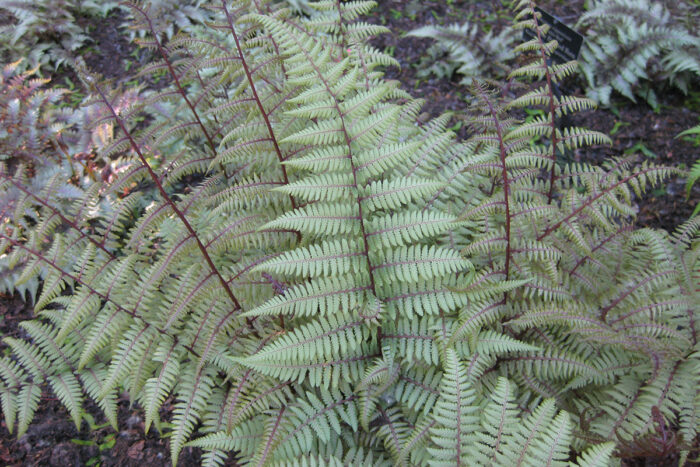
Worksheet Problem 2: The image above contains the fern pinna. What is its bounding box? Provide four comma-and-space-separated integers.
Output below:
0, 1, 697, 465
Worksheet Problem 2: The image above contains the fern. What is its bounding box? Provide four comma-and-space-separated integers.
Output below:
0, 59, 107, 300
407, 22, 516, 85
408, 0, 700, 108
0, 0, 120, 69
577, 0, 700, 108
0, 0, 697, 466
121, 0, 213, 41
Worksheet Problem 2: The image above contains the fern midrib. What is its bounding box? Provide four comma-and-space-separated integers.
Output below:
28, 323, 75, 372
250, 353, 378, 369
225, 368, 254, 429
94, 83, 244, 311
600, 269, 677, 322
281, 394, 356, 445
378, 405, 403, 456
606, 381, 644, 438
366, 216, 447, 237
371, 256, 460, 270
131, 235, 194, 312
0, 233, 204, 361
0, 172, 114, 258
491, 384, 511, 464
257, 406, 286, 467
129, 2, 219, 158
190, 301, 226, 355
6, 338, 50, 382
383, 286, 454, 303
222, 1, 299, 218
383, 333, 434, 340
608, 298, 689, 325
204, 214, 261, 248
526, 0, 560, 204
287, 26, 380, 300
334, 0, 349, 53
163, 272, 216, 330
537, 166, 669, 241
476, 83, 512, 282
257, 320, 363, 358
229, 380, 291, 428
568, 225, 632, 275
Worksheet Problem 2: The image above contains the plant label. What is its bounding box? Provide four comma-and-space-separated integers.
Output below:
523, 7, 584, 64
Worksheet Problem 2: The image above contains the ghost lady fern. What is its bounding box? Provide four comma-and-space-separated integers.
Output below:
0, 1, 697, 465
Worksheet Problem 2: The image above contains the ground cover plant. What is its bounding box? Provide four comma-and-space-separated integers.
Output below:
0, 0, 698, 466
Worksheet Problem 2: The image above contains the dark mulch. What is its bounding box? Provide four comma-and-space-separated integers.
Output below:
0, 294, 30, 350
570, 90, 700, 229
77, 10, 136, 83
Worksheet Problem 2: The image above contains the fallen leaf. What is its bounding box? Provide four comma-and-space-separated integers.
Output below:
127, 440, 145, 460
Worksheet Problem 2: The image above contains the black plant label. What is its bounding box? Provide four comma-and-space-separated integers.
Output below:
523, 7, 584, 64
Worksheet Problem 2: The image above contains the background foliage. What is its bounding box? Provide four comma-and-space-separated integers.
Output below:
409, 0, 700, 110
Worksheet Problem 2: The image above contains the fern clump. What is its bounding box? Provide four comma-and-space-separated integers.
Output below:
0, 0, 120, 69
0, 59, 84, 299
407, 22, 515, 84
0, 1, 697, 465
577, 0, 700, 108
0, 60, 70, 166
406, 0, 700, 109
121, 0, 213, 41
0, 57, 140, 300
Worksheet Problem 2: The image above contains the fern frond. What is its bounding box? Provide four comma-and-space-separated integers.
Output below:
427, 349, 479, 466
372, 245, 473, 283
571, 442, 616, 467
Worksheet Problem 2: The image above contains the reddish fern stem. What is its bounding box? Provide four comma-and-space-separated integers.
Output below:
537, 166, 663, 241
282, 395, 357, 444
529, 2, 560, 204
221, 1, 299, 219
128, 3, 219, 158
679, 255, 698, 346
334, 0, 349, 56
284, 27, 382, 344
476, 84, 512, 281
0, 172, 114, 258
569, 225, 632, 275
0, 234, 202, 359
224, 342, 265, 428
258, 406, 286, 467
377, 405, 403, 454
95, 84, 242, 311
600, 269, 676, 322
195, 69, 224, 131
332, 0, 371, 91
298, 49, 376, 293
